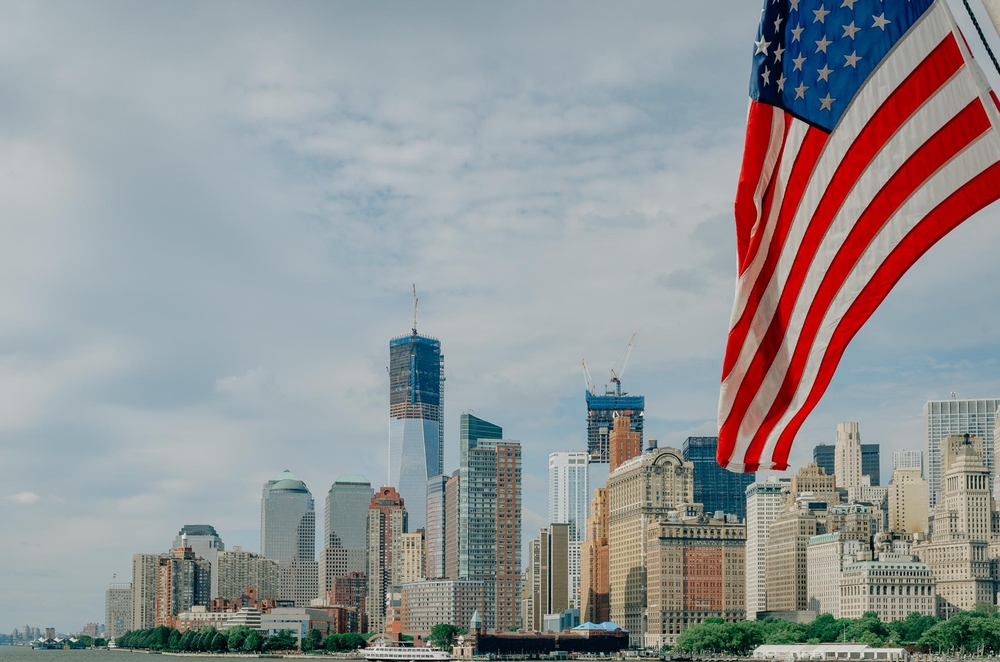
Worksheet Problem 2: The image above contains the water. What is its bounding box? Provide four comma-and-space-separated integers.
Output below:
0, 651, 152, 662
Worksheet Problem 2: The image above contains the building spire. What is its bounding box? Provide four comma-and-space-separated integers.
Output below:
412, 284, 418, 335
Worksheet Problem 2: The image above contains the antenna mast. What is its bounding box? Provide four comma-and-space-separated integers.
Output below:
412, 284, 418, 334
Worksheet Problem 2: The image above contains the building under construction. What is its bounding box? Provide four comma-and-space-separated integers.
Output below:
583, 334, 644, 463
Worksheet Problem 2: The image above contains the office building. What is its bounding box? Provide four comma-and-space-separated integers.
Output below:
683, 436, 755, 520
217, 547, 280, 601
887, 468, 929, 534
132, 553, 166, 630
924, 398, 1000, 506
105, 582, 132, 640
388, 326, 444, 531
644, 511, 746, 648
745, 478, 787, 619
608, 414, 642, 473
915, 434, 998, 617
155, 541, 211, 627
425, 474, 448, 579
398, 530, 426, 584
400, 579, 485, 635
608, 446, 694, 645
580, 487, 609, 624
790, 463, 839, 505
834, 423, 863, 490
766, 501, 824, 613
586, 390, 644, 464
893, 450, 923, 472
261, 470, 318, 607
839, 553, 935, 620
862, 444, 881, 486
320, 474, 373, 598
524, 524, 570, 632
366, 486, 408, 634
806, 533, 864, 618
171, 525, 224, 599
813, 444, 835, 477
458, 412, 521, 631
444, 472, 460, 580
548, 451, 589, 608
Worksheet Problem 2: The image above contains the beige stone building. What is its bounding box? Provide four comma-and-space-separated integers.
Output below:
366, 486, 407, 633
806, 532, 864, 618
608, 446, 693, 645
766, 503, 822, 612
523, 523, 569, 631
790, 463, 840, 506
835, 422, 864, 490
580, 487, 609, 624
397, 530, 426, 584
217, 547, 280, 602
745, 478, 787, 619
839, 552, 935, 620
888, 467, 929, 534
644, 511, 745, 648
914, 434, 998, 617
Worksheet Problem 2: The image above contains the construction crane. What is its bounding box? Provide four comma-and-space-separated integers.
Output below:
609, 333, 637, 396
581, 358, 596, 395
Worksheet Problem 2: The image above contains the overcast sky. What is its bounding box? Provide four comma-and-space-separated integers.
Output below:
4, 1, 1000, 634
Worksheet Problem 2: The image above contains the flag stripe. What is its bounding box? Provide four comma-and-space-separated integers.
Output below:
719, 35, 966, 458
735, 104, 786, 266
743, 99, 991, 468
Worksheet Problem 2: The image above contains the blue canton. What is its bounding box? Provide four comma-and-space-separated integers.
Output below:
751, 0, 936, 131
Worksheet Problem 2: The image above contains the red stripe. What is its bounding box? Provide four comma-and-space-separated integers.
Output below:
740, 112, 792, 276
734, 103, 778, 266
719, 35, 964, 459
743, 100, 991, 468
769, 158, 1000, 469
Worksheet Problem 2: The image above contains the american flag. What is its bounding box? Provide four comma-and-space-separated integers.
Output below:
717, 0, 1000, 472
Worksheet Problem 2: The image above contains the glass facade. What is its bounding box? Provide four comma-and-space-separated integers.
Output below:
924, 399, 1000, 506
585, 391, 644, 463
325, 474, 373, 573
683, 436, 755, 520
260, 470, 317, 606
813, 444, 835, 477
861, 443, 880, 486
172, 525, 224, 599
388, 332, 444, 532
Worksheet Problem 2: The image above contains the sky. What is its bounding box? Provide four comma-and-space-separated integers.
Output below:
4, 0, 1000, 634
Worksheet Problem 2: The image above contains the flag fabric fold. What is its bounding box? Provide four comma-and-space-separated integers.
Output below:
718, 0, 1000, 472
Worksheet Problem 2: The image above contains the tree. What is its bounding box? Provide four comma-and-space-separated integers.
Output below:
167, 630, 181, 651
263, 630, 298, 652
243, 630, 264, 653
302, 628, 324, 651
428, 623, 464, 651
226, 625, 252, 652
212, 631, 228, 653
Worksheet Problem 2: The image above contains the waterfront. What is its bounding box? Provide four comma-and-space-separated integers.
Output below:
0, 652, 150, 662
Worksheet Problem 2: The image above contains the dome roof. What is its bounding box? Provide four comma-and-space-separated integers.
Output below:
269, 470, 308, 492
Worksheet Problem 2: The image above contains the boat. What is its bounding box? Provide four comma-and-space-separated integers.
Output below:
363, 639, 451, 662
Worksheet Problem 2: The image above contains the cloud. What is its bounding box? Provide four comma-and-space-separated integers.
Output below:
214, 366, 276, 396
5, 492, 41, 505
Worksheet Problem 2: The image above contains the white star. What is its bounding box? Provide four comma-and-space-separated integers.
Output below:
844, 51, 862, 68
762, 67, 771, 86
792, 53, 807, 71
790, 0, 801, 10
819, 93, 836, 110
815, 35, 833, 53
774, 15, 784, 32
777, 73, 787, 92
795, 82, 809, 99
775, 44, 786, 62
813, 4, 830, 23
817, 63, 833, 81
755, 35, 772, 55
872, 13, 891, 30
842, 21, 860, 39
791, 24, 804, 42
841, 0, 858, 8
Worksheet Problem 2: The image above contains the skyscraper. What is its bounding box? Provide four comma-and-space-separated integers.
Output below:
834, 422, 863, 490
459, 422, 522, 631
861, 444, 881, 486
366, 486, 408, 634
132, 553, 165, 630
586, 391, 644, 463
608, 414, 642, 473
155, 541, 211, 627
548, 451, 589, 608
744, 478, 786, 619
683, 436, 755, 520
260, 470, 318, 607
893, 449, 924, 471
580, 487, 609, 624
812, 444, 835, 477
105, 582, 132, 640
425, 474, 449, 579
320, 474, 373, 597
171, 525, 224, 599
523, 523, 569, 631
217, 547, 280, 600
443, 472, 460, 580
388, 326, 444, 532
925, 398, 1000, 506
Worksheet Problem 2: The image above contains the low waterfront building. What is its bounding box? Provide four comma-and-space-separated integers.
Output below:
174, 606, 262, 632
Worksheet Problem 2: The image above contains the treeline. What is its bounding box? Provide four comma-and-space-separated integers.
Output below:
116, 625, 367, 653
675, 606, 1000, 654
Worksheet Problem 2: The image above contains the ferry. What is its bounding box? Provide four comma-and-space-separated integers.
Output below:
363, 640, 451, 662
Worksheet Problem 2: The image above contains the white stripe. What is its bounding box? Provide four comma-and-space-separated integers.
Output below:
757, 127, 1000, 469
731, 68, 981, 464
718, 4, 954, 428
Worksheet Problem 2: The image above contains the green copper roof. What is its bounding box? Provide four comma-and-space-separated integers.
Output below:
269, 469, 308, 492
335, 473, 371, 485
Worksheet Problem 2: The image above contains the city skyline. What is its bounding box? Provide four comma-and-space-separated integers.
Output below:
6, 0, 1000, 635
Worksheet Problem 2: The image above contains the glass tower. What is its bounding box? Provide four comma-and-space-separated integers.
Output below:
683, 436, 755, 520
813, 443, 836, 477
260, 470, 317, 606
925, 399, 1000, 506
324, 474, 373, 573
388, 331, 444, 531
171, 525, 224, 599
548, 450, 590, 609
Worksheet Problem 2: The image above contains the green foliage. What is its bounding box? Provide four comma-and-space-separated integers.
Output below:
263, 629, 299, 652
226, 625, 252, 652
243, 630, 264, 652
428, 623, 466, 651
325, 632, 367, 651
302, 628, 324, 651
167, 630, 181, 651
